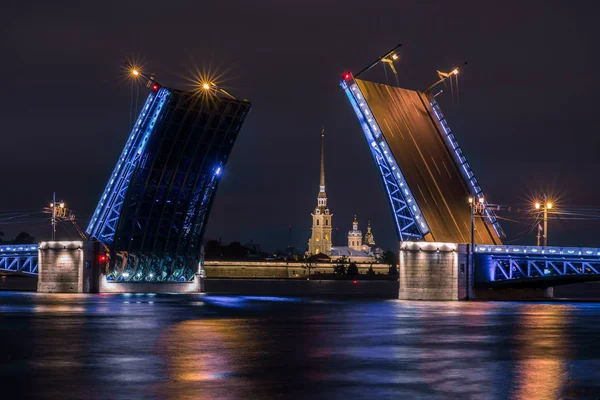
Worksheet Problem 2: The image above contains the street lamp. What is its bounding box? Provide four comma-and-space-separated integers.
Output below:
534, 197, 553, 246
468, 197, 484, 300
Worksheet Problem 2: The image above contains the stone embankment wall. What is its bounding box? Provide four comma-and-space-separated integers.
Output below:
204, 260, 390, 278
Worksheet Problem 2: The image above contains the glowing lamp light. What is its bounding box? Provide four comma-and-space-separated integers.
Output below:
343, 72, 351, 80
391, 53, 398, 60
215, 167, 221, 175
131, 69, 139, 76
547, 202, 553, 209
202, 82, 211, 90
152, 84, 159, 91
535, 202, 541, 210
452, 69, 459, 75
98, 254, 107, 263
468, 197, 473, 204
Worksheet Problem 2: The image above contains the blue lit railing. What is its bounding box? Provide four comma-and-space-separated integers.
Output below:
0, 244, 39, 274
429, 99, 505, 239
476, 245, 600, 256
341, 78, 428, 241
86, 88, 171, 245
476, 245, 600, 282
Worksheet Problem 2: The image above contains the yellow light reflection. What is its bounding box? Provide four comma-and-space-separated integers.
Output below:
511, 305, 570, 400
157, 318, 261, 399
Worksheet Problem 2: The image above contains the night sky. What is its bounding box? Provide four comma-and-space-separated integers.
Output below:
2, 0, 599, 251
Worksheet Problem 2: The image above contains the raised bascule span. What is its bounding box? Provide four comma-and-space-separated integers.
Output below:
85, 77, 252, 283
341, 74, 503, 245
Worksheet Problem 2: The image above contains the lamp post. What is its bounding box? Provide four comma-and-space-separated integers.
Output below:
534, 197, 553, 246
49, 192, 65, 241
468, 197, 485, 300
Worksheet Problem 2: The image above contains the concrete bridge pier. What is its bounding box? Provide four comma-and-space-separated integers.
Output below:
37, 240, 102, 293
399, 242, 468, 300
399, 241, 556, 301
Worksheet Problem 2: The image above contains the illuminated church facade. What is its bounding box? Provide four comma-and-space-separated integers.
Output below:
307, 130, 381, 262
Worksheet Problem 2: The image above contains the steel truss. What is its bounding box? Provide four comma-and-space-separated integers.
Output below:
0, 245, 38, 274
476, 245, 600, 282
429, 99, 504, 238
86, 89, 170, 245
341, 79, 427, 241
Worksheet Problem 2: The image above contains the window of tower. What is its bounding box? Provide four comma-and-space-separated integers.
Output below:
325, 234, 329, 240
317, 220, 319, 226
316, 234, 320, 241
325, 219, 328, 226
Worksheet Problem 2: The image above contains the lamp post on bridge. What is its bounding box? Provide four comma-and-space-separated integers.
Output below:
534, 197, 553, 246
48, 193, 65, 241
468, 197, 485, 300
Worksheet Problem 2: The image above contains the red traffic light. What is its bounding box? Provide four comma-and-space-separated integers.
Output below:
151, 84, 159, 92
98, 254, 107, 263
343, 72, 352, 81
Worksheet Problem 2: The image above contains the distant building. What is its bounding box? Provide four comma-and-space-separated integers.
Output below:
307, 129, 332, 256
364, 221, 376, 246
305, 131, 381, 262
347, 216, 363, 251
331, 217, 381, 263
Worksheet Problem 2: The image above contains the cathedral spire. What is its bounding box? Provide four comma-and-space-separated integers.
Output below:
319, 127, 325, 193
308, 126, 332, 256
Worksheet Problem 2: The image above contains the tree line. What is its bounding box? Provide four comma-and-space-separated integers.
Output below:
0, 231, 37, 245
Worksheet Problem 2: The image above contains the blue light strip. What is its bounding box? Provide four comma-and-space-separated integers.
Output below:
0, 245, 39, 253
342, 79, 429, 240
429, 99, 505, 238
86, 88, 171, 244
475, 244, 600, 256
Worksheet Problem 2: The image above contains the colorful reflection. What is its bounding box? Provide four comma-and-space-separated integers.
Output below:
511, 304, 571, 400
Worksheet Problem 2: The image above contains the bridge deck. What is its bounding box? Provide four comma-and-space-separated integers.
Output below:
356, 79, 501, 244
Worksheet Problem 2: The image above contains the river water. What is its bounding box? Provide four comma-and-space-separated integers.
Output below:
1, 293, 599, 399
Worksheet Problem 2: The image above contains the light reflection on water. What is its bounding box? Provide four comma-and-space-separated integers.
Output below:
511, 305, 570, 400
1, 293, 599, 399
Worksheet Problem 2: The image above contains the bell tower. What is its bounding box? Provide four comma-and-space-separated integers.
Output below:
348, 215, 363, 250
308, 128, 332, 255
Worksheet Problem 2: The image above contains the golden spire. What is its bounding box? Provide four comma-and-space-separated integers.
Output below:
320, 127, 325, 190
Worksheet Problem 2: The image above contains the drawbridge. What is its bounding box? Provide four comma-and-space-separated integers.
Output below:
341, 71, 503, 245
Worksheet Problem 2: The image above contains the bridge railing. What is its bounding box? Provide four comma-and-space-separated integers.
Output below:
0, 244, 39, 274
475, 245, 600, 282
